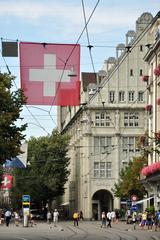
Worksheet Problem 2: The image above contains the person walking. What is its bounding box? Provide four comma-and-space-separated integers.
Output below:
79, 211, 84, 221
111, 210, 116, 223
101, 211, 106, 228
73, 211, 79, 227
14, 211, 20, 226
107, 211, 112, 228
47, 211, 52, 224
53, 209, 59, 227
132, 211, 137, 230
5, 209, 11, 227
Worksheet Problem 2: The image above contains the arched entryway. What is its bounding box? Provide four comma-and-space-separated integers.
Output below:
92, 189, 113, 220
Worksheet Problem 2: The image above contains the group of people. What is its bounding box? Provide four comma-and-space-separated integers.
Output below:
126, 209, 160, 231
101, 210, 120, 228
0, 209, 20, 227
47, 209, 59, 227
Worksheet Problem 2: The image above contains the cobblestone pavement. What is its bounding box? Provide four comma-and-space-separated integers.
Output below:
0, 220, 160, 240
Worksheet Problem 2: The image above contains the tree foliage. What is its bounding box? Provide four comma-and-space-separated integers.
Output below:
112, 156, 147, 199
0, 73, 27, 164
11, 130, 70, 209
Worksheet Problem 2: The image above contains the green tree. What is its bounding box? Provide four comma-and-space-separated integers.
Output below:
11, 130, 70, 209
112, 156, 147, 199
0, 73, 27, 181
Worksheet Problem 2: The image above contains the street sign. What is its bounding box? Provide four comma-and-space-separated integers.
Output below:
22, 195, 30, 208
22, 195, 30, 202
131, 204, 138, 212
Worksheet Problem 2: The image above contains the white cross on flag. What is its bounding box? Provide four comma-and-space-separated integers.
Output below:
20, 42, 80, 106
1, 174, 13, 190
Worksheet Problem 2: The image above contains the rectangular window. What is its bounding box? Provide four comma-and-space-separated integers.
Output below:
138, 91, 144, 102
106, 114, 110, 126
95, 112, 100, 126
100, 162, 105, 177
122, 137, 128, 152
106, 162, 112, 178
140, 45, 143, 52
100, 112, 105, 126
119, 91, 125, 102
94, 136, 112, 154
95, 112, 111, 127
123, 112, 139, 127
140, 69, 143, 76
94, 137, 99, 155
128, 91, 134, 102
100, 137, 105, 154
109, 91, 115, 103
94, 162, 99, 177
130, 69, 133, 76
122, 137, 140, 153
129, 137, 134, 152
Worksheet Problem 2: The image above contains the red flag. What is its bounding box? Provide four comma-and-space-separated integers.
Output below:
1, 174, 13, 190
20, 42, 80, 106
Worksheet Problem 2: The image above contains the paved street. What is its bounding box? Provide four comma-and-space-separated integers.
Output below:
0, 221, 160, 240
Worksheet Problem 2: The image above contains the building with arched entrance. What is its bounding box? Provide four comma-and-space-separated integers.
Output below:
58, 12, 155, 219
92, 189, 113, 220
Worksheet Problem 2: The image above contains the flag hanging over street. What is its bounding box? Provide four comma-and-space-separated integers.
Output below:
1, 175, 13, 190
20, 42, 80, 106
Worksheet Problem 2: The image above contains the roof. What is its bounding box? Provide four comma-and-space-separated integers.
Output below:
81, 72, 97, 91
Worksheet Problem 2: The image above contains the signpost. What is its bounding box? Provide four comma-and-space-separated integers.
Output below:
22, 195, 30, 227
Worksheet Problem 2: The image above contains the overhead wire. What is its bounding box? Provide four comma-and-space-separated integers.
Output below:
48, 0, 101, 114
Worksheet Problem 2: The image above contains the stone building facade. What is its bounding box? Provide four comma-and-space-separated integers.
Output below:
57, 12, 154, 219
141, 11, 160, 211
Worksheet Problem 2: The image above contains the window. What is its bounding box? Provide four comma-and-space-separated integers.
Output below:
119, 91, 125, 102
93, 162, 112, 178
138, 91, 144, 102
130, 69, 133, 76
95, 112, 111, 127
140, 69, 143, 76
109, 91, 115, 103
124, 112, 139, 127
122, 137, 139, 153
100, 162, 105, 177
140, 45, 143, 52
95, 112, 100, 126
94, 162, 99, 177
106, 162, 112, 178
94, 136, 112, 154
128, 91, 134, 102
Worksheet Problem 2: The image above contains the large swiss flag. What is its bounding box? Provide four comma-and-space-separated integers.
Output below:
20, 42, 80, 106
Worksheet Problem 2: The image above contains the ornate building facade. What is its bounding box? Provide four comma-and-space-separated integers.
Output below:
58, 12, 154, 219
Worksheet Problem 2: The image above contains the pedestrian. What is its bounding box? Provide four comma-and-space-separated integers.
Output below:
140, 210, 147, 230
79, 211, 84, 221
101, 211, 106, 228
14, 211, 20, 226
132, 211, 137, 230
107, 211, 112, 228
111, 210, 116, 223
154, 209, 160, 231
146, 211, 153, 231
115, 210, 120, 224
47, 211, 52, 224
73, 211, 79, 227
5, 209, 12, 227
0, 210, 5, 225
53, 209, 59, 227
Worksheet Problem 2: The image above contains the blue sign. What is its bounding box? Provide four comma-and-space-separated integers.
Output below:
131, 204, 138, 212
22, 195, 30, 202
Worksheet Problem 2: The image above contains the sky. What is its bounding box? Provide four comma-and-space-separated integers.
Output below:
0, 0, 159, 139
